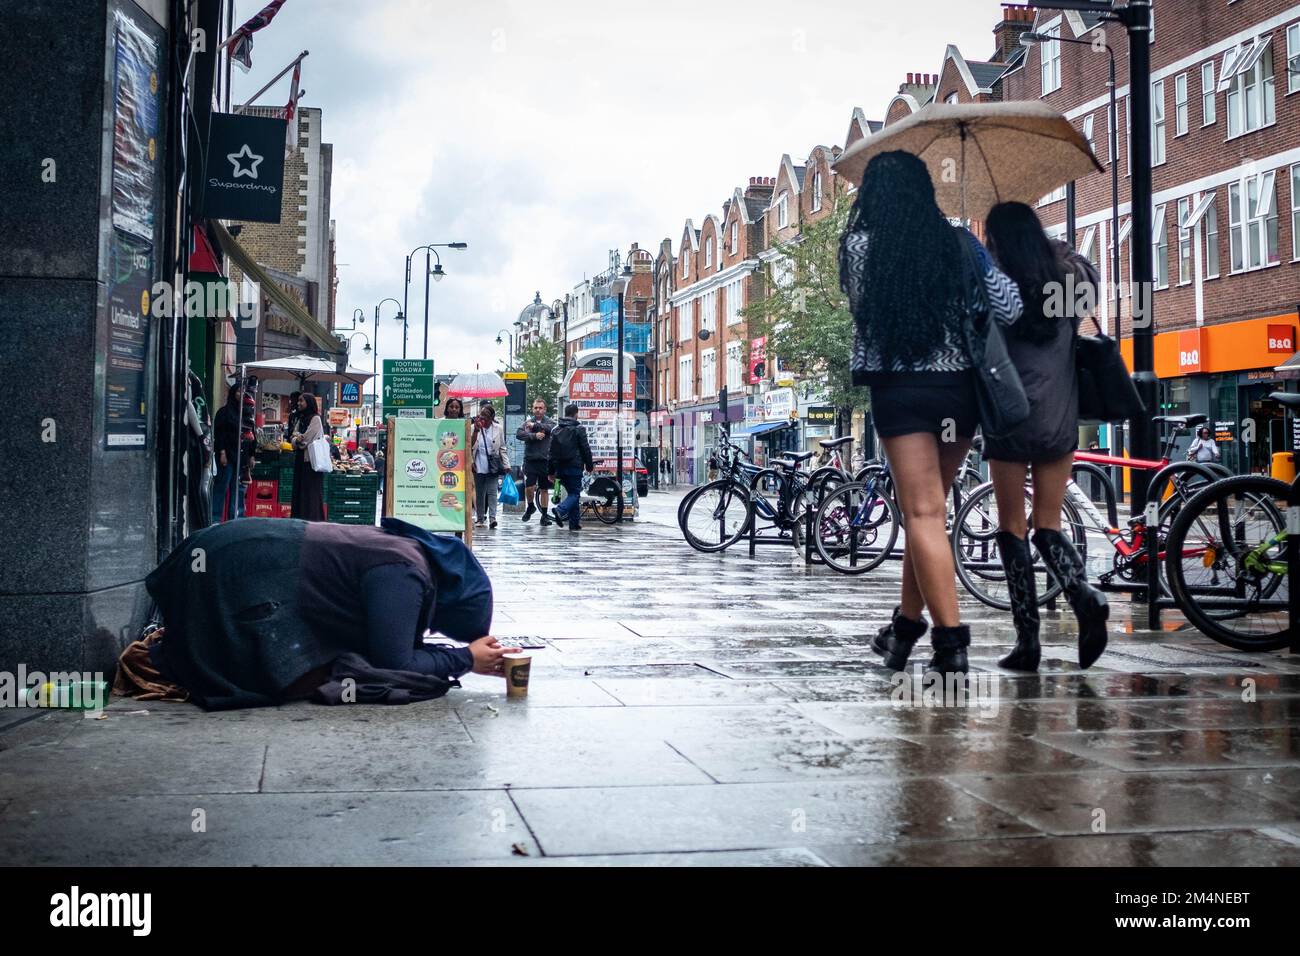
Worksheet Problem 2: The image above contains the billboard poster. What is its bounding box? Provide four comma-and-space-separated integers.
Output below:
104, 231, 152, 448
748, 336, 767, 384
109, 9, 163, 240
388, 417, 469, 533
568, 367, 635, 460
503, 372, 528, 473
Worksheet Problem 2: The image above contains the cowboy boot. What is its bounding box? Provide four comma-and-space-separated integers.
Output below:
1032, 527, 1109, 669
927, 624, 971, 675
996, 531, 1041, 672
872, 605, 928, 671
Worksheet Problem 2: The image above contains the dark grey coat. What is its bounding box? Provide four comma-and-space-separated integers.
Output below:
983, 243, 1101, 464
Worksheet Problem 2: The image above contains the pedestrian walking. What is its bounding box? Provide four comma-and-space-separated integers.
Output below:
211, 383, 245, 522
548, 403, 593, 532
981, 200, 1108, 672
839, 150, 1023, 675
471, 402, 506, 528
290, 393, 326, 521
1187, 426, 1221, 464
516, 398, 556, 525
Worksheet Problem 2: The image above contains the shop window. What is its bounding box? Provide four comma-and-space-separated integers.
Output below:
1158, 377, 1192, 417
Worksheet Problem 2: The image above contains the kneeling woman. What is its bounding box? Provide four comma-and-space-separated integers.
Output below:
144, 517, 516, 709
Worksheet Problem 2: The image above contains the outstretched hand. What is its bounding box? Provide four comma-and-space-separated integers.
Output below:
468, 636, 522, 677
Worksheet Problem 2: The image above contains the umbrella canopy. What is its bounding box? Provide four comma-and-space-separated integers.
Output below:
238, 354, 374, 386
446, 370, 508, 399
832, 101, 1102, 221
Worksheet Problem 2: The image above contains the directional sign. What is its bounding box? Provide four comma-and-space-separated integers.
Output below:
382, 359, 435, 419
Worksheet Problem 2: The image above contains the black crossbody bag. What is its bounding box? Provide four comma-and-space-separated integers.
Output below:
956, 238, 1031, 438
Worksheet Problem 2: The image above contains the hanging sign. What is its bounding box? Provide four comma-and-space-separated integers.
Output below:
200, 112, 288, 223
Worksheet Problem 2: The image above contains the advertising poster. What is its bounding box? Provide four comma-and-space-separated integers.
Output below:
503, 372, 528, 473
389, 418, 468, 533
104, 230, 152, 448
110, 9, 163, 240
569, 367, 635, 462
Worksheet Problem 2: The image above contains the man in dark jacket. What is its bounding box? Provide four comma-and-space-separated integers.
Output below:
211, 384, 245, 522
547, 404, 594, 531
516, 398, 556, 525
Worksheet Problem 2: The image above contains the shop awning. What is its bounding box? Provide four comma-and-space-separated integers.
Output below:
211, 221, 342, 355
1276, 351, 1300, 378
728, 419, 795, 439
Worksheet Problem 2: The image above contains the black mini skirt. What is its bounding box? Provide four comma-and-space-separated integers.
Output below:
869, 372, 979, 439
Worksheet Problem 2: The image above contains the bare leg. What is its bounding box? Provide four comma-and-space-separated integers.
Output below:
899, 548, 924, 621
1029, 453, 1074, 531
883, 433, 971, 629
989, 460, 1030, 537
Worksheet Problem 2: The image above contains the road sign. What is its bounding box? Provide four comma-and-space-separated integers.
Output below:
382, 359, 434, 419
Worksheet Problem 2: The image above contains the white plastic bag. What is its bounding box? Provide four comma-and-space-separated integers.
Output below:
308, 436, 333, 473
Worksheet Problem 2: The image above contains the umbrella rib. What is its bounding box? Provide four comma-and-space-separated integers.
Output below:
968, 134, 1000, 206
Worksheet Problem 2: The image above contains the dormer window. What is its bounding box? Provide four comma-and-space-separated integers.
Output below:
811, 171, 823, 212
705, 237, 713, 268
730, 222, 738, 253
777, 193, 789, 228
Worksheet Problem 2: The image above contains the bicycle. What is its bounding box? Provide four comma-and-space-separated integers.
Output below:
554, 473, 624, 526
1161, 392, 1297, 650
952, 415, 1225, 610
810, 458, 902, 574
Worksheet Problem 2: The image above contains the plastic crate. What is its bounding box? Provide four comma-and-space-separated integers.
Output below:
331, 511, 376, 525
250, 461, 278, 480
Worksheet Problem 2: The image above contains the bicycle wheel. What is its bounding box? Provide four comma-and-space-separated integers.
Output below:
587, 476, 623, 525
951, 482, 1068, 610
681, 479, 753, 552
812, 480, 900, 574
1164, 476, 1289, 650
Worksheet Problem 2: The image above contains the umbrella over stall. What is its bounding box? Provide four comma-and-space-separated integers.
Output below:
239, 354, 375, 389
832, 101, 1102, 221
446, 368, 508, 399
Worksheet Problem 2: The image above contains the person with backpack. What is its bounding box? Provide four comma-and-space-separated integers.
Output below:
547, 403, 594, 532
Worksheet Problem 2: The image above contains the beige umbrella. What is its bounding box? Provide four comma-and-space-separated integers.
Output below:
832, 101, 1102, 221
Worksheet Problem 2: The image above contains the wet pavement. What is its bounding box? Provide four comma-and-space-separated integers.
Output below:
1, 488, 1298, 866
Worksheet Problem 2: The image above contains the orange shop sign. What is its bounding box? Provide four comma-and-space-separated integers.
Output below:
1177, 329, 1204, 373
1267, 324, 1295, 353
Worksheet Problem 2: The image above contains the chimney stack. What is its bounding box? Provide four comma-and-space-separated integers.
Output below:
993, 4, 1036, 62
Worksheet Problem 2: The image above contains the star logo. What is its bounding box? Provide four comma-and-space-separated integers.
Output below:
227, 143, 263, 180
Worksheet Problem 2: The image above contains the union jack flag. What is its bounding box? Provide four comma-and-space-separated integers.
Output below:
227, 0, 289, 72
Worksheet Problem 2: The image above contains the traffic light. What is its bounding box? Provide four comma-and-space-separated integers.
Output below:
433, 381, 442, 404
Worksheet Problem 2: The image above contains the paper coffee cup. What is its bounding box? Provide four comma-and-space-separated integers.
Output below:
503, 653, 532, 698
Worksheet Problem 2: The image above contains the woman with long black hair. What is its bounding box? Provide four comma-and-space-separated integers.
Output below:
981, 201, 1108, 671
290, 392, 327, 521
840, 151, 1023, 675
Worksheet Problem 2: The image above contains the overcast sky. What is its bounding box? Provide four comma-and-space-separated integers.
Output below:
232, 0, 1003, 380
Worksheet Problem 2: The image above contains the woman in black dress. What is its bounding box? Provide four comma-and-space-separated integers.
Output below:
290, 393, 327, 521
982, 201, 1109, 672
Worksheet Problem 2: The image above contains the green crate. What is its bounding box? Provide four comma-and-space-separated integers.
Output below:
250, 462, 278, 480
331, 512, 377, 525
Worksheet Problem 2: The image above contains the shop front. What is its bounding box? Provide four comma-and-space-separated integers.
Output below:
1122, 313, 1298, 477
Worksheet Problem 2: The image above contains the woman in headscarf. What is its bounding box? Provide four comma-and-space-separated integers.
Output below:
143, 517, 515, 710
839, 151, 1023, 675
290, 393, 326, 521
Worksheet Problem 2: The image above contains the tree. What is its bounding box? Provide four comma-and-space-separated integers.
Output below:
514, 338, 565, 413
741, 195, 869, 429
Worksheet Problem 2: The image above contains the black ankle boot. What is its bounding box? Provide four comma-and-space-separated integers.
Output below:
1032, 528, 1109, 669
996, 531, 1041, 672
927, 625, 971, 675
871, 605, 928, 671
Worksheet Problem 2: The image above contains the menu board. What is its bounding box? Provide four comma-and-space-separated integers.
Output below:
386, 417, 469, 533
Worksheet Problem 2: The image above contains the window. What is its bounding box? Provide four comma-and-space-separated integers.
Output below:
1038, 184, 1066, 207
945, 92, 958, 104
1079, 225, 1098, 264
705, 237, 713, 268
777, 193, 789, 228
1293, 165, 1300, 260
1228, 171, 1279, 272
1175, 73, 1189, 135
1151, 80, 1166, 165
1116, 216, 1133, 298
811, 170, 823, 212
699, 349, 717, 397
1125, 95, 1131, 175
726, 341, 743, 391
678, 355, 694, 400
1177, 197, 1193, 284
1204, 196, 1220, 278
700, 289, 716, 334
1226, 35, 1276, 137
1082, 113, 1095, 156
730, 222, 738, 255
1201, 61, 1216, 125
677, 300, 693, 342
1152, 203, 1169, 289
1289, 23, 1300, 96
725, 279, 743, 325
681, 251, 688, 278
1040, 23, 1061, 94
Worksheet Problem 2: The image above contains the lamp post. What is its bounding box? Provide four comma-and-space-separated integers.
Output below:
606, 263, 633, 521
401, 242, 467, 359
495, 329, 514, 369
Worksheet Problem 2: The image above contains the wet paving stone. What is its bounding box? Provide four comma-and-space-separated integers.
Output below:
1034, 727, 1300, 772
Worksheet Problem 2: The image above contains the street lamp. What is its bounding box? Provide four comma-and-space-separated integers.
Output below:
606, 262, 633, 522
401, 242, 468, 359
373, 297, 403, 416
495, 328, 514, 368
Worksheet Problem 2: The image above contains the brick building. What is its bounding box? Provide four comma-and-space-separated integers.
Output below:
1001, 2, 1300, 474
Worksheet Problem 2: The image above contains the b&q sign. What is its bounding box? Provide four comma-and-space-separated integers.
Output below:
1177, 329, 1204, 373
1267, 324, 1295, 353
